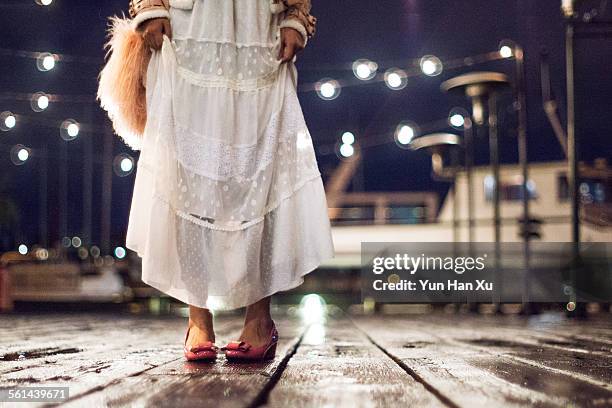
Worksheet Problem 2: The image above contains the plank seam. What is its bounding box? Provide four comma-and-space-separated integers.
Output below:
442, 336, 612, 390
364, 334, 461, 408
247, 329, 305, 408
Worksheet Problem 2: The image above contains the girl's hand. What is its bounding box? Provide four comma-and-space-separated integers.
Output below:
138, 18, 172, 51
278, 27, 305, 63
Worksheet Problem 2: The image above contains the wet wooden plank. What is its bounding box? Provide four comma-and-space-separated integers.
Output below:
399, 315, 612, 386
0, 315, 242, 407
60, 318, 306, 408
0, 316, 190, 379
353, 317, 569, 407
265, 318, 444, 408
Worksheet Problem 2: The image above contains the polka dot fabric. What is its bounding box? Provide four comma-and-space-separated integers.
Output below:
125, 0, 334, 309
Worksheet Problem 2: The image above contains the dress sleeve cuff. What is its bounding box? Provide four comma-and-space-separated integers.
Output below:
131, 8, 170, 29
279, 18, 308, 46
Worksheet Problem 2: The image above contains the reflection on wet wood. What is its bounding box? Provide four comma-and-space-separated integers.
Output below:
0, 312, 610, 407
267, 318, 443, 407
353, 315, 612, 407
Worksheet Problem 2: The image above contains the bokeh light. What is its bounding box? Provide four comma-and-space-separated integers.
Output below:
384, 68, 407, 90
341, 131, 355, 145
1, 111, 16, 131
394, 122, 418, 149
339, 143, 355, 158
499, 45, 513, 58
352, 59, 378, 81
448, 107, 471, 130
420, 55, 443, 76
299, 294, 327, 324
31, 92, 50, 112
114, 246, 127, 259
316, 78, 341, 100
60, 119, 80, 141
11, 145, 31, 165
37, 52, 56, 72
113, 154, 135, 177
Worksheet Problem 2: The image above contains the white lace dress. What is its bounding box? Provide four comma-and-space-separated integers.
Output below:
125, 0, 334, 310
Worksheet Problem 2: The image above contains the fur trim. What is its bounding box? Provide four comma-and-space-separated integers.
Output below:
270, 1, 287, 14
279, 18, 308, 45
169, 0, 194, 9
98, 16, 152, 150
131, 9, 170, 29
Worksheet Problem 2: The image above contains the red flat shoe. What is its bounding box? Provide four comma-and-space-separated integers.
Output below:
222, 323, 278, 362
183, 326, 218, 362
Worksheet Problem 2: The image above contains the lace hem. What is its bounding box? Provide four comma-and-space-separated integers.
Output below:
177, 65, 280, 92
172, 36, 278, 49
171, 172, 322, 232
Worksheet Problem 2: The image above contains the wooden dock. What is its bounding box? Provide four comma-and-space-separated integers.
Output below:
1, 309, 611, 407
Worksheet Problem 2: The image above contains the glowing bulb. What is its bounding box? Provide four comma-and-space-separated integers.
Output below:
352, 59, 378, 81
316, 78, 341, 100
356, 64, 371, 79
396, 125, 415, 145
67, 123, 79, 137
420, 55, 443, 76
42, 54, 55, 71
388, 73, 401, 87
18, 244, 28, 255
449, 114, 465, 128
384, 68, 407, 90
120, 157, 133, 173
339, 143, 354, 158
114, 246, 127, 259
4, 115, 16, 129
499, 45, 513, 58
37, 95, 49, 110
17, 148, 29, 162
341, 131, 355, 145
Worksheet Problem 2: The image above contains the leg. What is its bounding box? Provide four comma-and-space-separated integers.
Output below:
239, 296, 274, 347
186, 305, 215, 347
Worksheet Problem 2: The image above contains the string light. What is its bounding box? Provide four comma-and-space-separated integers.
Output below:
420, 55, 443, 76
60, 119, 80, 140
11, 145, 31, 165
448, 107, 470, 129
352, 59, 378, 81
113, 154, 135, 177
114, 246, 127, 259
499, 45, 513, 58
394, 122, 417, 148
35, 0, 53, 5
1, 111, 16, 131
36, 53, 56, 71
18, 244, 28, 255
341, 131, 356, 145
31, 92, 50, 112
339, 143, 355, 158
384, 68, 407, 90
316, 78, 340, 100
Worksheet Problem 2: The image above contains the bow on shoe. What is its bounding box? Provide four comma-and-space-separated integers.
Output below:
187, 341, 218, 353
221, 341, 251, 352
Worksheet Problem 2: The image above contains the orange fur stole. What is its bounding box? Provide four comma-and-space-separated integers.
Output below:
98, 17, 151, 150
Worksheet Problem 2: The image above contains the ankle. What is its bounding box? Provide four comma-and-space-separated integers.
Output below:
243, 315, 273, 326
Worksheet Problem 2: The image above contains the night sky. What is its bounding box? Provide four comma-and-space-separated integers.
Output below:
1, 0, 611, 250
